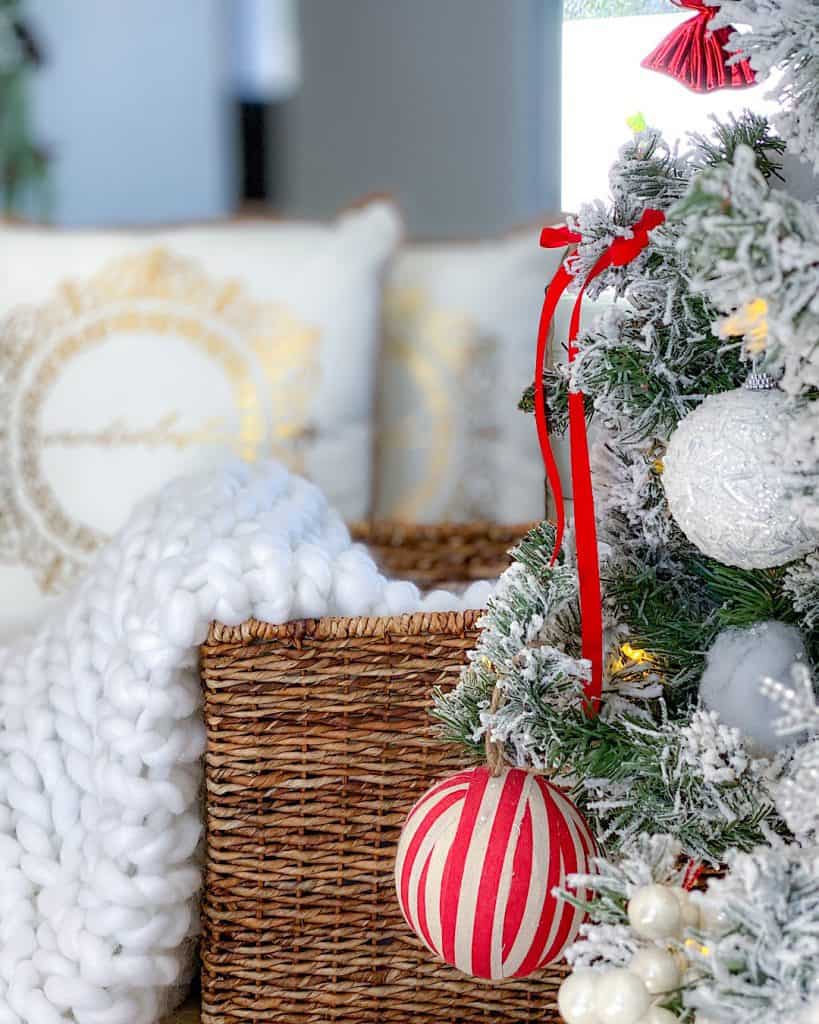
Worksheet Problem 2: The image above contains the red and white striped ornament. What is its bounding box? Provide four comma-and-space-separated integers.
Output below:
394, 765, 596, 980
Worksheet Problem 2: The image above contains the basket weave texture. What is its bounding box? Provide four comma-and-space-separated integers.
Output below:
348, 521, 535, 587
200, 606, 565, 1023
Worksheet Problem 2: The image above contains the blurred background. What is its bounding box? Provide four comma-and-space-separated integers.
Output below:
2, 0, 817, 637
5, 0, 810, 234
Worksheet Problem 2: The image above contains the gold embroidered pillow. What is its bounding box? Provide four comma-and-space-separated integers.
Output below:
374, 228, 570, 524
0, 202, 401, 634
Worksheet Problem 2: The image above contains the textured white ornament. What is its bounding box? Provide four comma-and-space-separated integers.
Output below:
558, 969, 600, 1024
699, 621, 806, 756
630, 946, 681, 994
594, 969, 652, 1024
662, 384, 816, 569
628, 884, 682, 940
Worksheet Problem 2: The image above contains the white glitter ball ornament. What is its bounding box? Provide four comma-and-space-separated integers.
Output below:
662, 381, 816, 569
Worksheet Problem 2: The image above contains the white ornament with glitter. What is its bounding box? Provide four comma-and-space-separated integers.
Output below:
662, 377, 816, 569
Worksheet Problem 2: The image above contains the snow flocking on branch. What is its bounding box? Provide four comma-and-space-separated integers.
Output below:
674, 144, 819, 395
716, 0, 819, 172
685, 844, 819, 1024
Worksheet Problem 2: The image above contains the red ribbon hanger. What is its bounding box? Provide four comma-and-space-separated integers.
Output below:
641, 1, 755, 92
682, 857, 705, 891
535, 208, 665, 717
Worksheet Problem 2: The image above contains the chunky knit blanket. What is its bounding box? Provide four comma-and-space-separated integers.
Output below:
0, 463, 491, 1024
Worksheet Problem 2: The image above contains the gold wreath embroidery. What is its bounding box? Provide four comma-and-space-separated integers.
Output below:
0, 247, 319, 593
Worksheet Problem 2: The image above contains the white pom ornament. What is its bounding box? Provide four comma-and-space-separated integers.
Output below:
662, 378, 816, 569
394, 765, 595, 979
699, 621, 807, 756
628, 884, 683, 940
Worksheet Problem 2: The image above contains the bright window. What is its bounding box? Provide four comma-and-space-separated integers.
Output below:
561, 1, 780, 212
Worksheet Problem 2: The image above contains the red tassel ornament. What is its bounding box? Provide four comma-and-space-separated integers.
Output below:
641, 1, 756, 93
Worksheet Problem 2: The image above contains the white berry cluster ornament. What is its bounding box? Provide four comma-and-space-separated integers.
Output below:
558, 881, 700, 1024
558, 967, 680, 1024
628, 883, 699, 939
662, 375, 817, 569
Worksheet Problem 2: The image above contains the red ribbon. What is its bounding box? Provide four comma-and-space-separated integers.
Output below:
682, 857, 704, 891
641, 1, 756, 93
536, 208, 665, 717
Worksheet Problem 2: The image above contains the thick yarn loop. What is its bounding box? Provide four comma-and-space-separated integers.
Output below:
0, 461, 493, 1024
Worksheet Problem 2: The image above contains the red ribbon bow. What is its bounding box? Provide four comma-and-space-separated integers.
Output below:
535, 208, 665, 717
641, 1, 756, 92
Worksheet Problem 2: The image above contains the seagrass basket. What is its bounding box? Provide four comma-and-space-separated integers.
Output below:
348, 521, 534, 588
199, 522, 565, 1023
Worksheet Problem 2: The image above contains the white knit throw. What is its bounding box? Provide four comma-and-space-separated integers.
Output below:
0, 462, 491, 1024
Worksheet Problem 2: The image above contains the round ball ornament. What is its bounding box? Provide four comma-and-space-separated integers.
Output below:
628, 883, 683, 940
594, 968, 652, 1024
672, 885, 700, 929
394, 765, 596, 979
558, 969, 600, 1024
662, 378, 816, 569
630, 946, 682, 994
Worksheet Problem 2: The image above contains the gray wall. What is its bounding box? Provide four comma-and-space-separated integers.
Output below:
279, 0, 562, 237
27, 0, 234, 226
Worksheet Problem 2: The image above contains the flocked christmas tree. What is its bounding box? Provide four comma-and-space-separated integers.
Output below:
432, 1, 819, 1020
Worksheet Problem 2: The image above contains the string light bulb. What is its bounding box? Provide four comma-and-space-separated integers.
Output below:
620, 642, 652, 664
685, 937, 711, 958
718, 297, 768, 353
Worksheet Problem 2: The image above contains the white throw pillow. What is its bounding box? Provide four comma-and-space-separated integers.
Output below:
0, 201, 401, 635
374, 227, 598, 524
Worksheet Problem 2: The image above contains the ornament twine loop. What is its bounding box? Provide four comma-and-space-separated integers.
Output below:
485, 683, 506, 777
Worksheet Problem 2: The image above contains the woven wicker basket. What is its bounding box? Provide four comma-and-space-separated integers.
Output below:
200, 523, 564, 1024
348, 521, 535, 588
